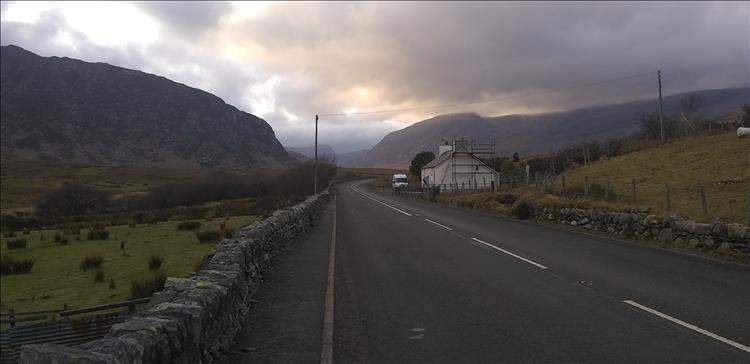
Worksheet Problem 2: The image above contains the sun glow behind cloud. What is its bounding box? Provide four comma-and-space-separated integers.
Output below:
2, 1, 159, 47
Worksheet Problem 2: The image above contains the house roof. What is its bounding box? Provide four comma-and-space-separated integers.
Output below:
422, 151, 499, 176
422, 151, 452, 169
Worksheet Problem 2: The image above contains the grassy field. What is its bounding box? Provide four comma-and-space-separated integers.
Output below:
0, 160, 207, 213
0, 215, 257, 314
559, 132, 749, 223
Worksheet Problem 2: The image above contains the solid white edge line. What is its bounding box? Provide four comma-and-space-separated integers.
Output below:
471, 237, 548, 269
321, 193, 336, 364
424, 218, 453, 231
623, 300, 750, 354
351, 185, 413, 216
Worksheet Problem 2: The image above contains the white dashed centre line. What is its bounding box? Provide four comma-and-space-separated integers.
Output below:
471, 237, 548, 269
623, 300, 750, 354
424, 218, 453, 231
351, 186, 413, 216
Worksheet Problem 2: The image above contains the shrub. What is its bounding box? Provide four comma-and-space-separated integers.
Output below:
196, 230, 222, 243
22, 228, 31, 235
6, 238, 27, 250
494, 193, 518, 205
0, 256, 35, 275
128, 220, 137, 228
59, 236, 69, 245
87, 228, 109, 241
54, 232, 62, 242
129, 273, 167, 299
2, 231, 16, 238
80, 255, 103, 271
148, 254, 164, 271
177, 221, 201, 231
94, 269, 105, 282
35, 183, 110, 219
511, 197, 534, 219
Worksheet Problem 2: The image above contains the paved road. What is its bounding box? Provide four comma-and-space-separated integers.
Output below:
230, 180, 750, 363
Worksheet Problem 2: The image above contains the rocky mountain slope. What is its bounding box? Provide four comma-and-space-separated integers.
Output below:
0, 45, 294, 168
352, 87, 749, 167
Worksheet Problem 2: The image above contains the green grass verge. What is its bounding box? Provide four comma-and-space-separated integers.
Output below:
0, 215, 256, 314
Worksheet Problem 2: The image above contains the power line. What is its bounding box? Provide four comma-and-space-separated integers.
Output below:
317, 71, 655, 117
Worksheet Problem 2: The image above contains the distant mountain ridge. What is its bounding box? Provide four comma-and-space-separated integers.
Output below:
351, 87, 749, 167
285, 144, 368, 166
0, 45, 294, 168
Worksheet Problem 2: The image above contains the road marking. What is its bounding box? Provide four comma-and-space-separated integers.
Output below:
623, 300, 750, 354
321, 193, 337, 364
470, 237, 548, 269
424, 218, 453, 231
351, 185, 413, 216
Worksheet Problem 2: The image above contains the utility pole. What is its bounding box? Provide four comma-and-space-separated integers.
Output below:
314, 114, 318, 194
658, 70, 664, 143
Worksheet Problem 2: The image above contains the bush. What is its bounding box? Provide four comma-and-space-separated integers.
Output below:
79, 255, 103, 271
129, 273, 167, 299
59, 236, 69, 245
0, 256, 35, 275
511, 197, 534, 219
6, 238, 27, 250
494, 193, 518, 205
94, 269, 105, 282
177, 221, 201, 231
87, 228, 109, 241
35, 183, 110, 220
22, 228, 31, 235
148, 254, 164, 271
2, 231, 16, 238
196, 230, 222, 243
128, 220, 137, 228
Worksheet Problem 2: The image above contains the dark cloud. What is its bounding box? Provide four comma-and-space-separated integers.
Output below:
134, 1, 232, 38
1, 1, 748, 152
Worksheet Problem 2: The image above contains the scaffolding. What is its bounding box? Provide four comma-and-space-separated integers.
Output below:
448, 137, 497, 190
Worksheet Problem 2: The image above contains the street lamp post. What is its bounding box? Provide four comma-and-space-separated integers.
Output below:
314, 114, 318, 194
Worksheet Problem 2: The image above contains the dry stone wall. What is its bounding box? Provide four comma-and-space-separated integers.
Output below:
19, 190, 330, 364
537, 206, 750, 253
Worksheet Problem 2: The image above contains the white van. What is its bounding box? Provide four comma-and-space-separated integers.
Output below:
392, 174, 409, 191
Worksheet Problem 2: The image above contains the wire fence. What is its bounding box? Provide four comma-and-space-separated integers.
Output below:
523, 174, 749, 224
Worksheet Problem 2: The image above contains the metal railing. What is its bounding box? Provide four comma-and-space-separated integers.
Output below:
0, 298, 151, 364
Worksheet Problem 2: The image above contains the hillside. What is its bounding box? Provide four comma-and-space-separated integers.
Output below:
560, 132, 749, 223
352, 88, 749, 167
285, 144, 336, 159
0, 45, 294, 168
285, 145, 368, 166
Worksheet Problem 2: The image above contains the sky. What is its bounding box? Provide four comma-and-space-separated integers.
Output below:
1, 1, 748, 153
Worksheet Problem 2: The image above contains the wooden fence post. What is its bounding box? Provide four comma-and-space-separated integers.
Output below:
605, 176, 610, 202
9, 308, 15, 328
561, 174, 567, 198
665, 183, 671, 214
631, 178, 637, 204
525, 165, 530, 187
584, 176, 589, 198
700, 187, 708, 220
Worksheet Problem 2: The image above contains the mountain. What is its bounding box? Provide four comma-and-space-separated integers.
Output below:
0, 45, 294, 168
336, 149, 369, 166
286, 145, 336, 159
352, 87, 749, 167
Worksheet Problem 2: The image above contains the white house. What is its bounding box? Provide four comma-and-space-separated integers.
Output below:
421, 140, 499, 191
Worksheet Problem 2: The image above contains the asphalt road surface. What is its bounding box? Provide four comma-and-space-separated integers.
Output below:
228, 180, 750, 363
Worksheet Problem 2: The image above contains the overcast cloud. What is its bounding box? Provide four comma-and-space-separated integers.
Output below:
1, 1, 748, 152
